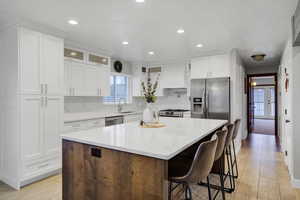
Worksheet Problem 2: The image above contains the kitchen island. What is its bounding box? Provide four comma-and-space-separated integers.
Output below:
61, 118, 227, 200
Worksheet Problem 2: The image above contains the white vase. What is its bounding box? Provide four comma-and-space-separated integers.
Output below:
143, 103, 154, 123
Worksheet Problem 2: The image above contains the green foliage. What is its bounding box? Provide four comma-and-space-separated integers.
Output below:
141, 71, 160, 103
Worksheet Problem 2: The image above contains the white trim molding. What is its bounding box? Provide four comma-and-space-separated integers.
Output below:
292, 177, 300, 188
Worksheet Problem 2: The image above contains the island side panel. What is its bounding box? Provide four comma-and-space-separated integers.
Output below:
62, 140, 169, 200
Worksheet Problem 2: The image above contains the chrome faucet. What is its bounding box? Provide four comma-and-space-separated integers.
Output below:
117, 98, 125, 113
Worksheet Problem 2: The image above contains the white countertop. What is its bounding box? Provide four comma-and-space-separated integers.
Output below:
64, 111, 142, 123
61, 118, 227, 160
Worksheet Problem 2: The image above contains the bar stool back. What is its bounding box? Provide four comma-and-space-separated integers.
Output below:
222, 124, 235, 192
169, 135, 218, 200
232, 119, 241, 178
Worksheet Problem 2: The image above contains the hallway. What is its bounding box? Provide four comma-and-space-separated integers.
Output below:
0, 135, 299, 200
252, 119, 275, 135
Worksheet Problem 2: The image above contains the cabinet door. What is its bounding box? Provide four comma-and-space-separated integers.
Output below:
64, 61, 71, 96
19, 28, 41, 95
150, 72, 163, 96
98, 65, 110, 96
132, 77, 143, 96
70, 62, 85, 96
21, 96, 43, 162
41, 35, 64, 96
43, 96, 63, 157
85, 65, 99, 96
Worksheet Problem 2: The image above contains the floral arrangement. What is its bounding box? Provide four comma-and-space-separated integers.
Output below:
141, 71, 160, 103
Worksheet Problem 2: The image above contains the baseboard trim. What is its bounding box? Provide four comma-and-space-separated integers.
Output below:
292, 177, 300, 188
21, 168, 61, 187
1, 176, 20, 190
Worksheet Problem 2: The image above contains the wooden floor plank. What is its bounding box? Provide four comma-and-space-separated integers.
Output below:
0, 134, 299, 200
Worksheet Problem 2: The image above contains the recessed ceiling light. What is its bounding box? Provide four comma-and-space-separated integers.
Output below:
68, 19, 79, 25
177, 29, 185, 34
148, 51, 154, 55
196, 44, 203, 48
70, 52, 77, 56
136, 0, 145, 3
122, 41, 129, 45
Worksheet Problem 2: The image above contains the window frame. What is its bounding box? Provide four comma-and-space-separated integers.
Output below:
103, 72, 132, 104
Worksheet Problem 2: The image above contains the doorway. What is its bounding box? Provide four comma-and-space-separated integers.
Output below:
247, 74, 278, 136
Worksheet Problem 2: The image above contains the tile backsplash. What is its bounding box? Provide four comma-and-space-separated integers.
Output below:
64, 94, 190, 113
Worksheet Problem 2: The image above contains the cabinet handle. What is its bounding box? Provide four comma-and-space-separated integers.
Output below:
73, 88, 75, 96
41, 97, 44, 107
45, 97, 48, 106
45, 84, 48, 95
41, 84, 44, 94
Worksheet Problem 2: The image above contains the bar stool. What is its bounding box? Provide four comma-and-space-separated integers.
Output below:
198, 130, 228, 199
223, 124, 235, 192
232, 119, 241, 179
169, 135, 218, 200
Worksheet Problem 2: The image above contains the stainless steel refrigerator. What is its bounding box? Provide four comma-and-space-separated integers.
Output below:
190, 77, 230, 121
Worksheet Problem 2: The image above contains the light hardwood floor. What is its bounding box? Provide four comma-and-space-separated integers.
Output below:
0, 134, 299, 200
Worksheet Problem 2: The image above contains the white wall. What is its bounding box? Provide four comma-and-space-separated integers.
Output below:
246, 65, 278, 74
280, 37, 300, 187
230, 49, 248, 146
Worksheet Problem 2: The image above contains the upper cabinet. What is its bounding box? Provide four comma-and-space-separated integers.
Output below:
159, 63, 189, 89
64, 47, 111, 97
19, 28, 64, 95
190, 54, 230, 79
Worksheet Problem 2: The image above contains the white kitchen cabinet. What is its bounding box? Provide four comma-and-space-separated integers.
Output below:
191, 54, 230, 79
21, 95, 63, 180
64, 118, 105, 133
21, 96, 43, 162
0, 27, 64, 189
132, 65, 145, 97
19, 29, 41, 95
19, 28, 64, 96
41, 35, 64, 96
64, 61, 110, 97
98, 65, 111, 96
160, 63, 187, 89
43, 96, 63, 157
124, 114, 142, 123
85, 65, 100, 96
150, 71, 164, 96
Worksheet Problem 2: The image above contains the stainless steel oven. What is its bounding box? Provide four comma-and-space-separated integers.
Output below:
159, 109, 189, 118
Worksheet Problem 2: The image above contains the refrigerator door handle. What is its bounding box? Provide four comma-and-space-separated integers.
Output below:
206, 91, 209, 118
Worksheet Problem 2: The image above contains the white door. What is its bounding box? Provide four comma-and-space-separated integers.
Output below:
253, 86, 275, 119
21, 96, 43, 161
41, 35, 64, 96
85, 65, 99, 96
98, 65, 110, 96
19, 28, 41, 95
43, 96, 63, 157
70, 62, 85, 96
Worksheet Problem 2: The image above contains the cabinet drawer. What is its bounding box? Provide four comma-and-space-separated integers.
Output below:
64, 118, 105, 133
23, 157, 60, 179
63, 121, 85, 133
85, 119, 105, 129
124, 114, 142, 123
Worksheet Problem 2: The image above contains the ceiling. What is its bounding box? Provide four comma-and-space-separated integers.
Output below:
0, 0, 298, 67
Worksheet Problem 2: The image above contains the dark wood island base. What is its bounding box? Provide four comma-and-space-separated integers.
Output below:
63, 140, 169, 200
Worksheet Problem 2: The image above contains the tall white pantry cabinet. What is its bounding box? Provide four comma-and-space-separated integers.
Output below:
0, 27, 64, 189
